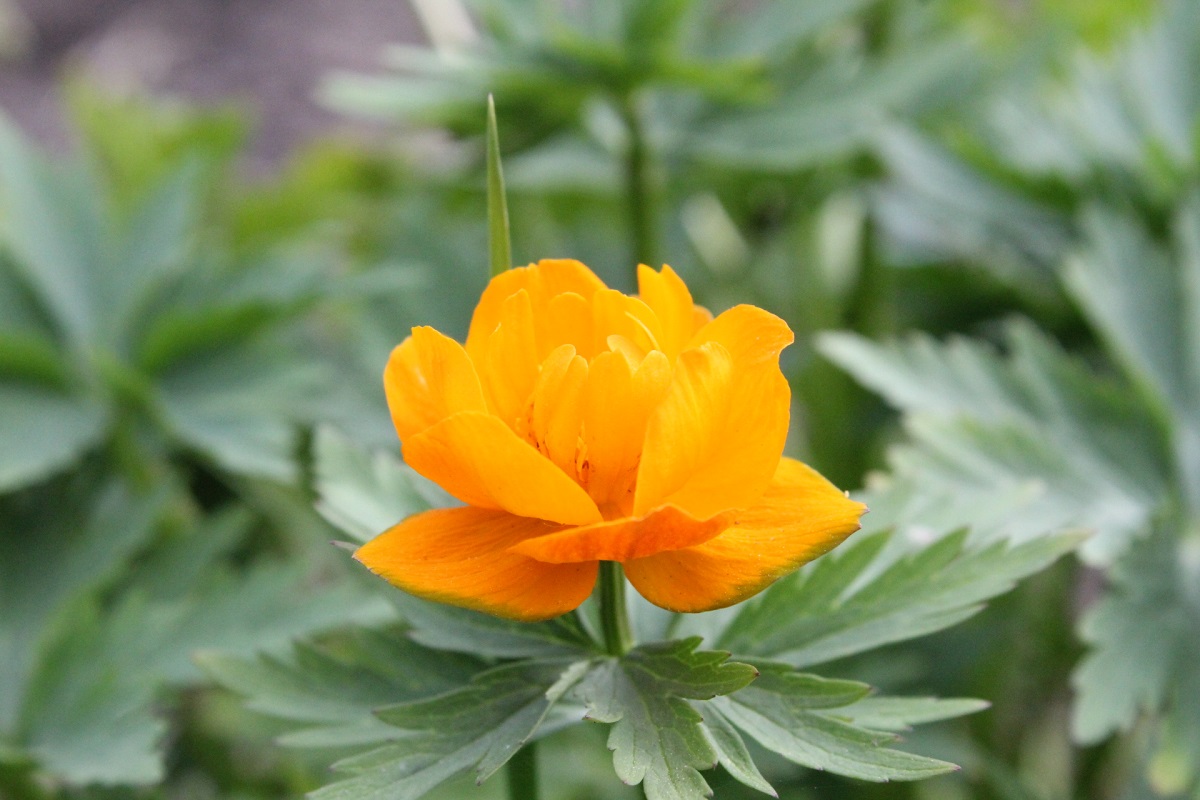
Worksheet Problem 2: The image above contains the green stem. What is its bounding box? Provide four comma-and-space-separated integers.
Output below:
599, 561, 633, 656
506, 741, 539, 800
0, 762, 50, 800
620, 93, 658, 272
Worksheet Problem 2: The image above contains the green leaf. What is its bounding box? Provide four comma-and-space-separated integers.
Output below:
200, 629, 485, 749
486, 95, 512, 278
720, 529, 1081, 668
820, 321, 1166, 564
0, 382, 108, 492
313, 425, 451, 544
834, 696, 991, 733
575, 638, 758, 800
18, 598, 165, 785
0, 481, 166, 734
313, 659, 588, 800
157, 342, 325, 481
700, 706, 776, 797
1064, 206, 1194, 420
1071, 522, 1198, 749
0, 116, 103, 346
713, 663, 959, 782
872, 127, 1070, 285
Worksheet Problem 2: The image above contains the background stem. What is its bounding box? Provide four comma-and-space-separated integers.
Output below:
506, 741, 539, 800
621, 93, 658, 272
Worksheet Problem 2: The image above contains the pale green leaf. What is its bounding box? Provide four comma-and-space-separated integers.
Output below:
313, 659, 587, 800
1071, 523, 1198, 746
0, 382, 108, 492
713, 664, 958, 782
313, 425, 452, 544
200, 630, 484, 749
0, 481, 166, 734
720, 530, 1081, 667
1064, 206, 1192, 419
700, 706, 776, 797
820, 321, 1166, 563
0, 116, 102, 345
835, 696, 991, 733
575, 638, 758, 800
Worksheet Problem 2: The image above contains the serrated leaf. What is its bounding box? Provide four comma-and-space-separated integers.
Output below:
575, 638, 758, 800
17, 598, 165, 786
0, 116, 101, 345
313, 425, 452, 544
1065, 206, 1193, 420
835, 696, 990, 733
721, 530, 1080, 668
0, 481, 166, 734
313, 659, 587, 800
200, 629, 485, 749
713, 664, 958, 782
0, 382, 108, 492
701, 705, 776, 797
820, 321, 1166, 563
1071, 523, 1198, 747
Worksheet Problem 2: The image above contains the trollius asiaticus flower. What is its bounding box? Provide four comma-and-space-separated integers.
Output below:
356, 260, 866, 621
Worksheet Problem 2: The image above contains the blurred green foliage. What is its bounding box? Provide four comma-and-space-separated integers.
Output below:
1, 0, 1196, 798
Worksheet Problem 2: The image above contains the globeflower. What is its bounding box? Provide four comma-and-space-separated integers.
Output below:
355, 259, 866, 621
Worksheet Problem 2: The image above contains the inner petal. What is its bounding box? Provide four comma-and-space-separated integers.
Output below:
580, 349, 672, 517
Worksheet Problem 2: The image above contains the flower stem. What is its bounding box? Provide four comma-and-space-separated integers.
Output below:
506, 741, 538, 800
599, 561, 633, 656
620, 93, 658, 272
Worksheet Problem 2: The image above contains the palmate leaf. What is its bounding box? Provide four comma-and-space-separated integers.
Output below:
200, 630, 486, 749
574, 638, 757, 800
312, 659, 590, 800
2, 487, 389, 787
1071, 521, 1200, 777
711, 664, 961, 783
0, 382, 108, 492
0, 480, 166, 735
820, 320, 1167, 564
718, 529, 1080, 669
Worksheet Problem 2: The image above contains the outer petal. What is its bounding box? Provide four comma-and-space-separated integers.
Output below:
384, 327, 488, 440
403, 411, 602, 525
466, 259, 607, 360
633, 341, 791, 520
688, 304, 794, 365
355, 507, 598, 621
509, 505, 734, 564
624, 457, 866, 613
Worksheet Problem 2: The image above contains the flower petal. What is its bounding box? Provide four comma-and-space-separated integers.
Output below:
637, 264, 700, 359
527, 344, 588, 477
466, 259, 607, 360
384, 326, 488, 440
478, 289, 540, 426
403, 411, 602, 525
580, 349, 671, 516
688, 304, 794, 365
625, 457, 866, 612
355, 507, 598, 621
509, 505, 734, 564
633, 341, 791, 520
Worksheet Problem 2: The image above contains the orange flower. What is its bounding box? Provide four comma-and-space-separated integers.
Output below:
355, 260, 865, 621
